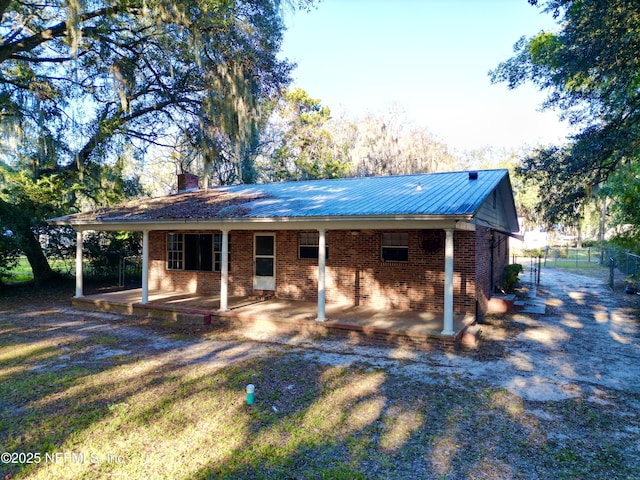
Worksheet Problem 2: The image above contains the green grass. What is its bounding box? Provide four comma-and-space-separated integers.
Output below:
545, 260, 609, 279
6, 256, 34, 282
2, 256, 111, 286
3, 256, 76, 284
515, 251, 611, 280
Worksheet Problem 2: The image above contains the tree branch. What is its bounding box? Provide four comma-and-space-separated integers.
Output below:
64, 98, 185, 172
9, 54, 73, 63
0, 0, 11, 20
0, 5, 139, 64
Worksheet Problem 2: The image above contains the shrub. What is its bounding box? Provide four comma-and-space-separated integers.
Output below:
0, 231, 21, 286
503, 263, 523, 293
523, 248, 544, 257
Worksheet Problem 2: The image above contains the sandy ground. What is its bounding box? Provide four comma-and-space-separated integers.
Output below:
13, 267, 639, 407
3, 266, 640, 477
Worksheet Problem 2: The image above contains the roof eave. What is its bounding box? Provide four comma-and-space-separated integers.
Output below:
48, 214, 476, 231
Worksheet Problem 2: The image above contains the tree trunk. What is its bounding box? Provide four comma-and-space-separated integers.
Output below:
18, 225, 54, 286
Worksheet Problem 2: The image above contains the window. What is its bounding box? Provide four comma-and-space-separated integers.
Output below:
381, 232, 409, 262
213, 233, 230, 272
185, 234, 212, 271
167, 233, 230, 272
167, 233, 183, 270
298, 232, 328, 259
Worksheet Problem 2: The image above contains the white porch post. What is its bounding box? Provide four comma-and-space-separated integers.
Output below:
219, 229, 229, 312
442, 228, 455, 335
316, 228, 327, 321
141, 230, 149, 304
74, 229, 83, 298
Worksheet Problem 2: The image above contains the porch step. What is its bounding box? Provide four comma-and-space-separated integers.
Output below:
514, 300, 525, 311
72, 294, 475, 351
459, 324, 482, 349
487, 294, 517, 314
516, 299, 547, 315
73, 297, 213, 325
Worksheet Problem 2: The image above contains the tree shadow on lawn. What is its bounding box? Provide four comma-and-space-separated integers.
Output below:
0, 289, 637, 479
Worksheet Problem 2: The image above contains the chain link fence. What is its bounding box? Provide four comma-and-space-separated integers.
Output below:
84, 255, 142, 288
514, 246, 639, 293
118, 256, 142, 288
604, 248, 640, 292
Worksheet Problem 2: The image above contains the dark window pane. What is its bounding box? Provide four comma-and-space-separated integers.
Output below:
382, 247, 409, 262
184, 234, 199, 270
255, 236, 274, 256
255, 258, 274, 277
199, 234, 213, 271
184, 234, 213, 271
299, 246, 319, 259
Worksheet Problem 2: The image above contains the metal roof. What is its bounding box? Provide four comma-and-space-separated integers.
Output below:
221, 169, 507, 217
50, 169, 517, 230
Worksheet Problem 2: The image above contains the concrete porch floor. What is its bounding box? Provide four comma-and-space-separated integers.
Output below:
73, 288, 476, 349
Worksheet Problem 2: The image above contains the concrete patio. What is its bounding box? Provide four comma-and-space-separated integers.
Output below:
72, 288, 477, 350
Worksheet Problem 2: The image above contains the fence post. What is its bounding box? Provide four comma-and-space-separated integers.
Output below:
609, 256, 615, 290
118, 257, 124, 287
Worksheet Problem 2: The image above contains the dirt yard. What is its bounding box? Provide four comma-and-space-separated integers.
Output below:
1, 267, 639, 479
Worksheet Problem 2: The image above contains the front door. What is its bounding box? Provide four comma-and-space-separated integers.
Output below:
254, 234, 275, 291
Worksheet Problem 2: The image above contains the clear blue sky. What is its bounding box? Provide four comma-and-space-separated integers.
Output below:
280, 0, 571, 152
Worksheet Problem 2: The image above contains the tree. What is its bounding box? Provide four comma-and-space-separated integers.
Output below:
0, 226, 20, 286
339, 107, 457, 177
0, 166, 72, 284
601, 161, 640, 240
259, 88, 351, 181
490, 0, 640, 229
463, 146, 545, 231
258, 91, 459, 182
0, 0, 308, 284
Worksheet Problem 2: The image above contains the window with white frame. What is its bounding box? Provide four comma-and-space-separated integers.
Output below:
167, 233, 184, 270
167, 232, 229, 272
381, 232, 409, 262
299, 232, 328, 260
213, 233, 230, 271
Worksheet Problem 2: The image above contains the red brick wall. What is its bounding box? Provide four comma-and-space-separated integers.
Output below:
149, 231, 222, 293
475, 227, 491, 319
474, 227, 511, 319
148, 229, 481, 314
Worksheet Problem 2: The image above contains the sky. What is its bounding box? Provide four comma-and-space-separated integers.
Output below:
280, 0, 572, 153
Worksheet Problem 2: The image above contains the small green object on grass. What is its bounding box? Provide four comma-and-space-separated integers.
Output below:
246, 384, 255, 405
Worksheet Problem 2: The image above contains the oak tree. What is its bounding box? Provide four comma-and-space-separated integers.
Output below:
491, 0, 640, 230
0, 0, 308, 284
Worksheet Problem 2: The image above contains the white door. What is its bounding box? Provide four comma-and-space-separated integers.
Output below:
254, 234, 275, 291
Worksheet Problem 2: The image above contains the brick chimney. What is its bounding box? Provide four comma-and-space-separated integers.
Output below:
177, 173, 199, 193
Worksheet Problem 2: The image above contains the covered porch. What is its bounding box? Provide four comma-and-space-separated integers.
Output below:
72, 288, 476, 350
72, 225, 464, 337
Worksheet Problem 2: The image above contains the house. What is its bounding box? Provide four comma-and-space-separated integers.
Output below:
49, 169, 519, 337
